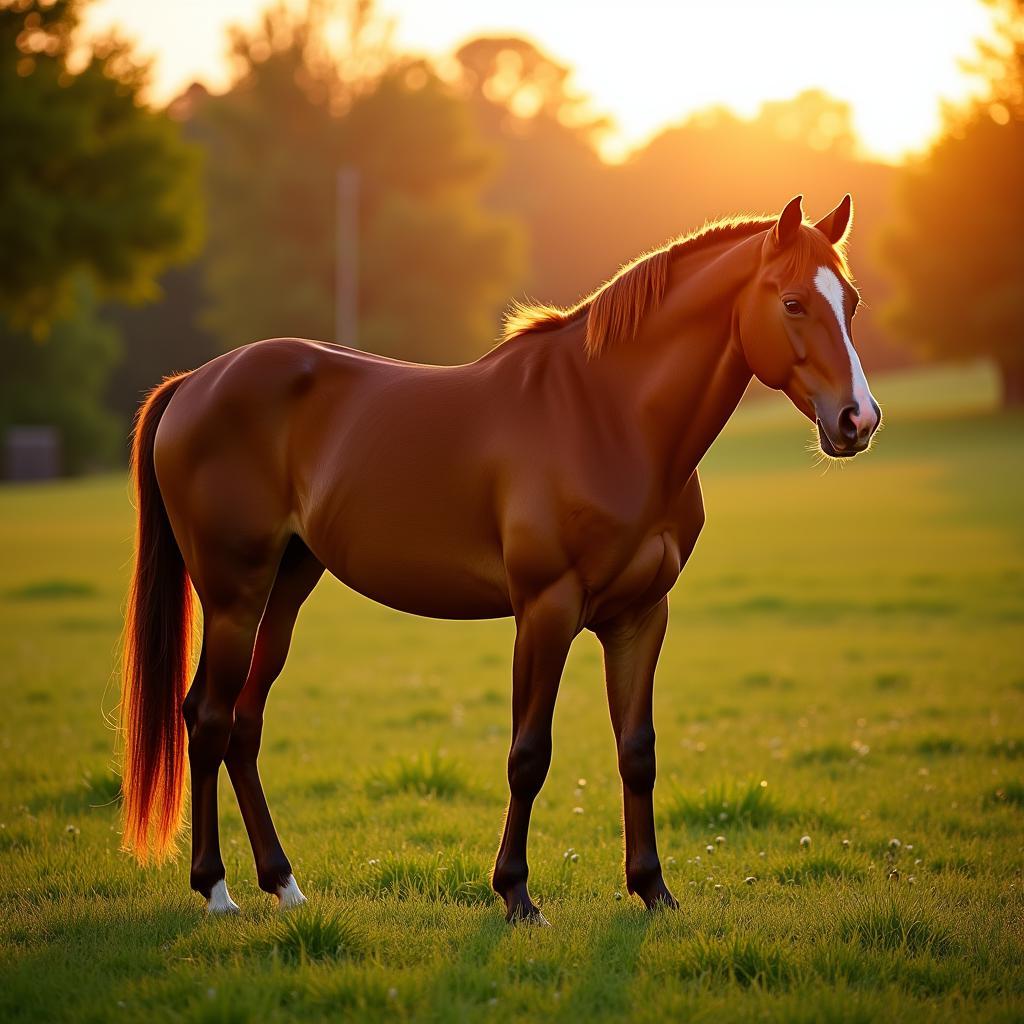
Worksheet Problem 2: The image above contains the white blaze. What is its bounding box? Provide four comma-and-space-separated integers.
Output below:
813, 265, 874, 415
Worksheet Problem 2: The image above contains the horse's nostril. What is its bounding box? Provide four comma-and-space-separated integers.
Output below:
838, 405, 859, 443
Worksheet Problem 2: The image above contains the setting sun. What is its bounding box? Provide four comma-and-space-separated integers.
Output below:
87, 0, 996, 162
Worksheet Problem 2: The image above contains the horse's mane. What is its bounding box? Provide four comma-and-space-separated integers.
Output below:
503, 215, 845, 358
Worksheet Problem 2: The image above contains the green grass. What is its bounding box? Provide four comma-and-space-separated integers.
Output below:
365, 751, 473, 800
1, 362, 1022, 1022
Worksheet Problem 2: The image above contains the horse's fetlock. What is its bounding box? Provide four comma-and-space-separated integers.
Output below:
626, 852, 663, 894
492, 858, 528, 896
257, 858, 293, 895
190, 861, 226, 898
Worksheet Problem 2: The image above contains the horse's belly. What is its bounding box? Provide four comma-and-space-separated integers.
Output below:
309, 526, 513, 620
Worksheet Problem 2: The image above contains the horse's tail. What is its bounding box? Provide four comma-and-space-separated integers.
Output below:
120, 373, 193, 864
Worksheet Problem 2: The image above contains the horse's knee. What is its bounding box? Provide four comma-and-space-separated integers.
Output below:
619, 725, 656, 794
507, 732, 551, 799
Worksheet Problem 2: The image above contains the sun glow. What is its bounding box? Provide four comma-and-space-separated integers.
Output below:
87, 0, 996, 163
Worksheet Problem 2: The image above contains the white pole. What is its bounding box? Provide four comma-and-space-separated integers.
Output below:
335, 166, 359, 348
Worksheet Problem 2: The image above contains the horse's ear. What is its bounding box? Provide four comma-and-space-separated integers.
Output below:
774, 195, 804, 247
814, 194, 853, 246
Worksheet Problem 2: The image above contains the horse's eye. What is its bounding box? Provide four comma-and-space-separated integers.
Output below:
783, 299, 805, 316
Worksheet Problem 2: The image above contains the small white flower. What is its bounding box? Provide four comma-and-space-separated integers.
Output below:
744, 876, 757, 885
715, 835, 726, 845
800, 835, 811, 848
706, 844, 714, 854
888, 838, 901, 850
572, 806, 584, 815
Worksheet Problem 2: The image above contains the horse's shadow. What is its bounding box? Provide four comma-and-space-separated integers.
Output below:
554, 908, 652, 1022
420, 902, 656, 1020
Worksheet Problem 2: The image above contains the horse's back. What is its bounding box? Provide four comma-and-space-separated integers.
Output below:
154, 338, 514, 617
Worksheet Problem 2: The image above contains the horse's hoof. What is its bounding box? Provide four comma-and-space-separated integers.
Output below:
506, 905, 550, 926
206, 879, 241, 915
276, 874, 307, 910
647, 894, 679, 912
638, 879, 678, 911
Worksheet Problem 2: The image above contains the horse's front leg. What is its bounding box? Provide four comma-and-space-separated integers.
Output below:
492, 575, 581, 924
595, 596, 676, 910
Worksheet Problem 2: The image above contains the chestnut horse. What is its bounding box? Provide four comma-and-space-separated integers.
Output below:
121, 194, 880, 922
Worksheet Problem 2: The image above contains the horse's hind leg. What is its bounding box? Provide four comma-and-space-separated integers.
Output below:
182, 544, 282, 913
225, 536, 324, 908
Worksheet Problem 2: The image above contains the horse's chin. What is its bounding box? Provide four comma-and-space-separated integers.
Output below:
816, 421, 858, 459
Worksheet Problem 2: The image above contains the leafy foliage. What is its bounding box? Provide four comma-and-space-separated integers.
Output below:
881, 0, 1024, 404
0, 283, 121, 472
197, 6, 523, 363
0, 0, 202, 332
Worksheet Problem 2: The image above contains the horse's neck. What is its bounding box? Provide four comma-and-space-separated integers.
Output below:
596, 233, 761, 492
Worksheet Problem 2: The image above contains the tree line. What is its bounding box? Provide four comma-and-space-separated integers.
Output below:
2, 0, 1021, 474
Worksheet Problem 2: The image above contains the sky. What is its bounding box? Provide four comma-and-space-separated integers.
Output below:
85, 0, 997, 163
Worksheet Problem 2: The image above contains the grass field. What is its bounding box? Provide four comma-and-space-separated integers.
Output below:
1, 361, 1022, 1023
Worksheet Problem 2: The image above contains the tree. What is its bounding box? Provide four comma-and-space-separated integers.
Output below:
0, 0, 202, 334
881, 0, 1024, 405
0, 282, 120, 473
453, 36, 609, 307
198, 4, 523, 363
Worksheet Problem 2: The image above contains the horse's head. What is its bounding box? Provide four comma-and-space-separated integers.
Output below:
738, 194, 881, 458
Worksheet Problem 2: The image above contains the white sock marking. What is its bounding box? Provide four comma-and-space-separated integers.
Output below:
276, 874, 307, 909
813, 266, 874, 417
206, 879, 240, 914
